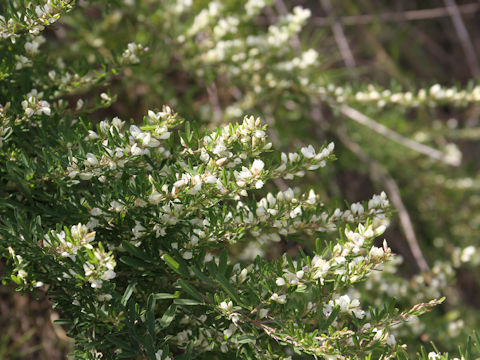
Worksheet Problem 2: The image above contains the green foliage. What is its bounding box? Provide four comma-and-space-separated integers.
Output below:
1, 1, 480, 359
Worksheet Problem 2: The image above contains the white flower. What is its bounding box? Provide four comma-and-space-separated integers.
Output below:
97, 293, 113, 302
205, 175, 217, 184
245, 0, 267, 16
428, 352, 441, 360
224, 324, 235, 339
352, 308, 365, 319
79, 172, 93, 180
17, 270, 28, 279
76, 99, 84, 110
336, 295, 351, 312
369, 246, 384, 260
386, 334, 396, 346
275, 277, 286, 286
91, 279, 103, 288
255, 180, 264, 189
259, 308, 269, 318
288, 152, 300, 163
229, 312, 240, 324
101, 269, 116, 281
187, 183, 202, 195
270, 293, 286, 304
15, 55, 32, 70
84, 153, 98, 166
300, 145, 316, 159
238, 268, 248, 283
322, 303, 333, 317
460, 245, 476, 263
155, 350, 164, 360
110, 200, 125, 212
148, 192, 163, 205
219, 301, 233, 312
307, 189, 316, 204
100, 93, 111, 102
351, 202, 364, 215
130, 143, 142, 156
374, 225, 386, 236
251, 159, 264, 175
132, 222, 146, 239
200, 151, 210, 163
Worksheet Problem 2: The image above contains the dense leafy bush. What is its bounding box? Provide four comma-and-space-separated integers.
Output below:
1, 1, 480, 359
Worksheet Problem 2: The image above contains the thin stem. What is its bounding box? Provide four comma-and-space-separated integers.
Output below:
336, 104, 460, 166
443, 0, 480, 78
310, 3, 480, 26
320, 0, 356, 69
206, 83, 223, 125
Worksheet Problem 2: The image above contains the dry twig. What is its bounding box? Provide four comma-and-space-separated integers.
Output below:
320, 0, 356, 68
336, 105, 461, 166
311, 3, 480, 26
443, 0, 480, 78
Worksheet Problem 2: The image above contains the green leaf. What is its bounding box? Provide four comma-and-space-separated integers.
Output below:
216, 273, 244, 307
190, 265, 216, 286
122, 240, 151, 261
474, 330, 480, 352
120, 256, 148, 269
295, 285, 307, 293
218, 249, 227, 275
322, 305, 340, 330
173, 298, 202, 306
235, 335, 256, 344
177, 279, 204, 302
106, 335, 135, 351
159, 304, 177, 329
117, 352, 139, 359
146, 294, 156, 341
206, 260, 217, 276
153, 292, 179, 300
144, 335, 156, 360
162, 253, 188, 276
465, 335, 472, 360
121, 281, 137, 306
10, 275, 21, 285
176, 342, 194, 360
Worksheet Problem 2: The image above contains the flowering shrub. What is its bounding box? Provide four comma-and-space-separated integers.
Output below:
1, 1, 480, 359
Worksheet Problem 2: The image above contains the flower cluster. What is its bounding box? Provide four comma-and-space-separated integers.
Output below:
44, 223, 116, 289
121, 42, 149, 65
66, 109, 178, 181
21, 89, 51, 117
0, 1, 73, 41
323, 294, 366, 319
324, 84, 480, 108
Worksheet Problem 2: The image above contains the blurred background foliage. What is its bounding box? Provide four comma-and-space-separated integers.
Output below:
1, 0, 480, 358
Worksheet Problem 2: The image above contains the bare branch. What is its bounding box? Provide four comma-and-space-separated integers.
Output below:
336, 104, 461, 166
206, 83, 223, 125
320, 0, 356, 68
443, 0, 480, 78
310, 3, 480, 26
